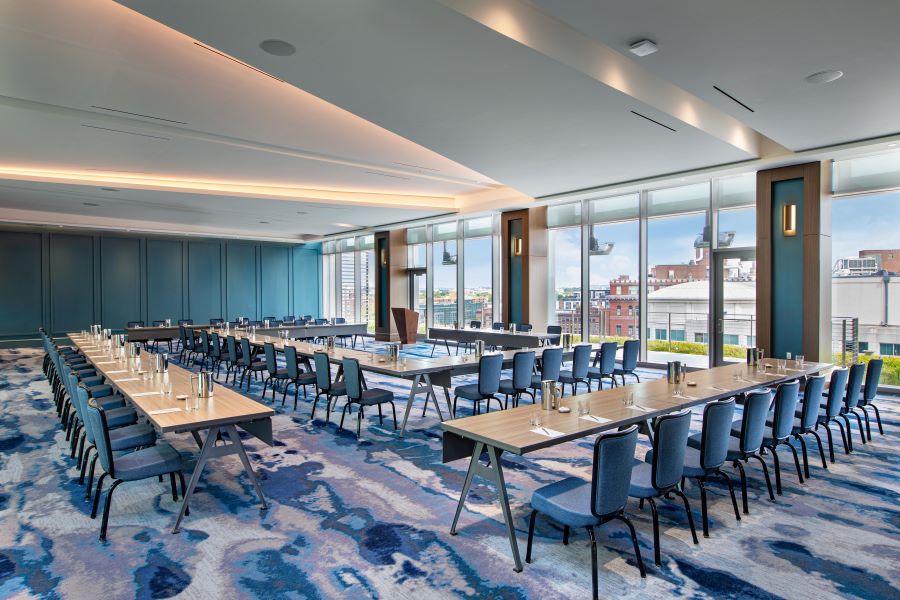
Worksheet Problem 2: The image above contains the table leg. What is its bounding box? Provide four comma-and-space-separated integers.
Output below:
398, 374, 422, 438
173, 425, 218, 533
422, 374, 444, 422
221, 424, 268, 511
449, 441, 523, 572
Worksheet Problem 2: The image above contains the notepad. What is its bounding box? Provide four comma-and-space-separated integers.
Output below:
131, 391, 161, 397
105, 370, 127, 374
709, 386, 730, 392
148, 407, 181, 415
579, 415, 611, 424
627, 404, 651, 412
530, 427, 565, 438
95, 361, 117, 365
113, 377, 140, 383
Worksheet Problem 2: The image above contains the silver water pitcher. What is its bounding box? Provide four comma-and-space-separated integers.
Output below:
387, 343, 400, 361
326, 336, 336, 349
474, 340, 485, 357
154, 353, 168, 374
190, 371, 214, 398
510, 323, 517, 334
746, 347, 759, 366
541, 380, 557, 411
128, 342, 140, 358
667, 361, 684, 384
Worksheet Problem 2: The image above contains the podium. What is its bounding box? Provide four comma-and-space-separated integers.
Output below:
391, 308, 419, 344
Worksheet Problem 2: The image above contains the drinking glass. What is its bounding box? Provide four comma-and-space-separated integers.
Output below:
577, 397, 589, 416
530, 407, 543, 428
777, 358, 787, 373
786, 352, 792, 361
796, 354, 805, 367
160, 374, 172, 397
623, 390, 634, 407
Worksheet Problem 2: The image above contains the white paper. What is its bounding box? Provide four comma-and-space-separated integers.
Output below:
105, 370, 127, 374
131, 391, 161, 397
529, 427, 565, 438
94, 361, 117, 365
579, 415, 611, 424
113, 377, 140, 383
710, 386, 730, 392
627, 404, 650, 412
148, 407, 181, 415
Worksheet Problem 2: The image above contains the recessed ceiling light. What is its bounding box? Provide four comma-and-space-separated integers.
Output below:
296, 211, 308, 215
628, 39, 658, 57
333, 223, 354, 228
83, 202, 100, 206
805, 70, 843, 84
259, 220, 270, 224
259, 39, 296, 56
100, 187, 119, 192
889, 143, 897, 147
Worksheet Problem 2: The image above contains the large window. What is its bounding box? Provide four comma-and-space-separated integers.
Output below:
432, 222, 458, 327
463, 218, 494, 327
338, 237, 356, 321
646, 183, 711, 367
359, 236, 375, 332
548, 205, 583, 340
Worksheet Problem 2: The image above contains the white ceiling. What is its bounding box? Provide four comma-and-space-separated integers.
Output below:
1, 0, 898, 240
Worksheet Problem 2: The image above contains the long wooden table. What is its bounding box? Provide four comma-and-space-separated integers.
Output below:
441, 358, 829, 572
429, 327, 557, 352
68, 333, 275, 533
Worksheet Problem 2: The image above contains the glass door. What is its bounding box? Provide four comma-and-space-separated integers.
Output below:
408, 268, 427, 335
712, 249, 757, 365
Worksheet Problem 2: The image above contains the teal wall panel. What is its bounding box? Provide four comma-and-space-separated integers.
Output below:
100, 237, 142, 329
226, 243, 257, 320
260, 245, 290, 318
49, 234, 95, 334
188, 241, 223, 325
146, 239, 184, 323
0, 228, 321, 343
508, 218, 524, 324
771, 178, 805, 358
293, 245, 322, 318
0, 232, 43, 338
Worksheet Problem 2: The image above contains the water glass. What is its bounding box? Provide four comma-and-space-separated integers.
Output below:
160, 374, 172, 397
796, 354, 805, 367
777, 358, 787, 373
623, 390, 634, 407
577, 397, 589, 416
530, 407, 543, 428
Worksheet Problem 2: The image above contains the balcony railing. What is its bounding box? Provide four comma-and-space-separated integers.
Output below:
831, 316, 859, 366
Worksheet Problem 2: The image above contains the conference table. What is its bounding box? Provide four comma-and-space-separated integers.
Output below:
126, 324, 208, 343
429, 327, 558, 353
67, 332, 275, 533
441, 358, 829, 572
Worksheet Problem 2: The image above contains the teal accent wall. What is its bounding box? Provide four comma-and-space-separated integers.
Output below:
771, 178, 805, 358
508, 218, 524, 324
0, 229, 322, 344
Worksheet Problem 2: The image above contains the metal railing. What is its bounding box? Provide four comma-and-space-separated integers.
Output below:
831, 316, 859, 366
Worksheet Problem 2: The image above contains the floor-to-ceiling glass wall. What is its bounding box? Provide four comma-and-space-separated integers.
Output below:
646, 182, 711, 367
831, 150, 900, 385
547, 203, 583, 341
588, 194, 639, 342
338, 237, 357, 321
463, 216, 494, 327
407, 226, 429, 334
432, 222, 458, 327
359, 235, 375, 332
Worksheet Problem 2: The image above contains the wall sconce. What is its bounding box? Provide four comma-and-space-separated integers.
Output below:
380, 248, 388, 266
782, 204, 797, 237
511, 237, 523, 256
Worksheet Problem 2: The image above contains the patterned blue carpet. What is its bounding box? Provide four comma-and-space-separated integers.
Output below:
1, 344, 898, 599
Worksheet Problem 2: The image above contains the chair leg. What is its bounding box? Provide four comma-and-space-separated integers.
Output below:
796, 434, 810, 478
390, 402, 397, 430
770, 446, 783, 495
85, 454, 99, 501
91, 473, 107, 519
613, 514, 646, 578
734, 460, 749, 515
99, 479, 123, 541
809, 429, 828, 470
786, 441, 804, 484
79, 445, 93, 485
834, 418, 850, 454
377, 403, 384, 426
338, 402, 350, 431
852, 410, 867, 445
697, 479, 709, 537
647, 497, 661, 566
525, 510, 538, 563
870, 403, 884, 435
169, 472, 178, 501
671, 489, 699, 544
749, 454, 775, 501
356, 404, 364, 439
839, 415, 855, 451
716, 470, 741, 522
820, 423, 836, 463
862, 407, 872, 441
586, 525, 599, 600
563, 525, 570, 545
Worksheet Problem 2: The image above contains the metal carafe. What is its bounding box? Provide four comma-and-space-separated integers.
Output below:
541, 380, 556, 411
667, 361, 684, 383
128, 342, 140, 358
474, 340, 485, 357
746, 347, 759, 366
154, 353, 168, 374
191, 371, 214, 399
510, 323, 517, 334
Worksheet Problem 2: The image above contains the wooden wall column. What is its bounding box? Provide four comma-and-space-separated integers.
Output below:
500, 206, 547, 330
374, 229, 409, 342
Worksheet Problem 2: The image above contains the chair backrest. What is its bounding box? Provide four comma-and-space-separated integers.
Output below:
226, 335, 238, 361
512, 351, 536, 390
73, 381, 96, 445
239, 338, 253, 366
517, 323, 533, 332
85, 398, 116, 478
590, 425, 639, 517
335, 317, 346, 324
492, 322, 505, 330
152, 320, 166, 326
546, 325, 562, 344
315, 318, 327, 325
314, 352, 332, 390
469, 320, 482, 329
739, 390, 772, 454
210, 318, 224, 325
862, 359, 883, 404
845, 363, 865, 410
178, 319, 194, 325
284, 345, 299, 378
178, 326, 188, 347
184, 329, 195, 351
770, 380, 801, 440
598, 341, 618, 374
650, 409, 692, 489
283, 315, 295, 322
263, 316, 276, 322
127, 320, 144, 328
210, 332, 222, 358
264, 343, 278, 374
622, 339, 639, 370
303, 315, 313, 320
699, 398, 736, 470
570, 344, 592, 379
798, 375, 826, 430
297, 318, 309, 326
539, 347, 564, 382
824, 368, 849, 418
198, 329, 209, 352
477, 354, 503, 396
342, 358, 363, 400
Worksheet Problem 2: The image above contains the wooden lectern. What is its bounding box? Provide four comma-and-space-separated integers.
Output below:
392, 308, 419, 344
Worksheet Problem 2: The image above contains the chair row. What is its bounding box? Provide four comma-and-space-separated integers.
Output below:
127, 315, 330, 329
525, 359, 885, 599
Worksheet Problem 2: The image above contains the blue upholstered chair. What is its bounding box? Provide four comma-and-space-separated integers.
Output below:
127, 320, 144, 328
209, 332, 224, 376
178, 319, 193, 326
262, 342, 290, 402
209, 318, 225, 325
647, 398, 739, 538
283, 315, 296, 324
516, 323, 533, 332
283, 344, 316, 410
559, 344, 592, 396
629, 409, 698, 566
529, 347, 564, 399
221, 335, 240, 384
491, 322, 505, 330
85, 398, 187, 541
839, 363, 867, 450
333, 317, 354, 347
546, 324, 562, 345
859, 359, 884, 439
788, 375, 828, 476
526, 426, 645, 598
453, 353, 504, 417
695, 390, 774, 515
314, 318, 328, 325
814, 368, 850, 462
238, 337, 267, 390
311, 351, 347, 422
613, 339, 640, 385
196, 329, 211, 369
499, 351, 536, 408
587, 342, 618, 390
339, 357, 397, 438
760, 380, 802, 495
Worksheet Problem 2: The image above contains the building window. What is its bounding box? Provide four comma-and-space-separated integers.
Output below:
695, 333, 708, 343
655, 328, 667, 340
616, 325, 622, 336
616, 305, 622, 316
859, 341, 869, 352
671, 329, 686, 342
880, 343, 898, 356
548, 226, 583, 340
628, 326, 634, 337
628, 305, 634, 317
723, 334, 740, 345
